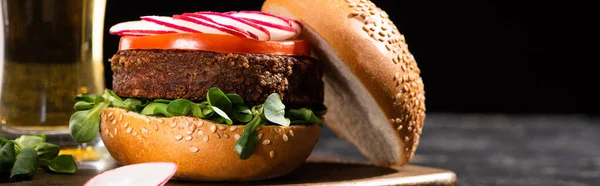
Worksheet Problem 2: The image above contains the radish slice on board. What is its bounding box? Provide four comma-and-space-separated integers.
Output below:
109, 20, 180, 35
194, 11, 270, 41
84, 162, 177, 186
178, 13, 255, 39
174, 14, 250, 38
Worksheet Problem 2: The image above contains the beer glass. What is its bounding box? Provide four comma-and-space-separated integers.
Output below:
0, 0, 106, 150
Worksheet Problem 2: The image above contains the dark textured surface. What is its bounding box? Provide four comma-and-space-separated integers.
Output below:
312, 114, 600, 186
110, 49, 324, 106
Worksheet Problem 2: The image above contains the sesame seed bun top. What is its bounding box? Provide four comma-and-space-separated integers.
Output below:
261, 0, 426, 167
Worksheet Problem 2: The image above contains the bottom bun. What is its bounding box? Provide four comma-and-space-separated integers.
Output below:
99, 108, 321, 181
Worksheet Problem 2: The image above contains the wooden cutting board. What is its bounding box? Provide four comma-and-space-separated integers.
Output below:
0, 156, 456, 186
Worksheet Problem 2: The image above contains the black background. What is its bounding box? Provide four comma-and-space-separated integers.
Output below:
103, 0, 597, 115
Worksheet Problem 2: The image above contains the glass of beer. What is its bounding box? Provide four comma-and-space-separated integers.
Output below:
0, 0, 106, 154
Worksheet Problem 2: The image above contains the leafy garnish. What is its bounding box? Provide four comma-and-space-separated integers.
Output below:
207, 88, 233, 112
287, 108, 325, 127
263, 93, 290, 126
46, 155, 77, 174
10, 147, 38, 180
234, 105, 264, 160
0, 139, 16, 173
0, 134, 77, 182
68, 87, 327, 159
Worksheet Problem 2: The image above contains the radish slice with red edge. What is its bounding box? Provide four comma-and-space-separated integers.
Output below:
290, 20, 303, 37
84, 162, 177, 186
141, 16, 202, 33
120, 32, 154, 37
226, 11, 297, 40
193, 11, 270, 41
174, 14, 251, 39
109, 20, 180, 36
237, 17, 295, 41
178, 13, 255, 39
237, 11, 303, 38
234, 11, 293, 27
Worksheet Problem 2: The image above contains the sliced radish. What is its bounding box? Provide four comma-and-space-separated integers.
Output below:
194, 11, 270, 41
178, 13, 255, 39
84, 162, 177, 186
120, 32, 154, 37
237, 18, 295, 41
233, 11, 293, 27
109, 20, 180, 36
237, 11, 303, 38
141, 16, 203, 33
174, 14, 250, 39
290, 20, 303, 38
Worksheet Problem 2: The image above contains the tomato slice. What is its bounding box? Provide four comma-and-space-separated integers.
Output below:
118, 33, 311, 56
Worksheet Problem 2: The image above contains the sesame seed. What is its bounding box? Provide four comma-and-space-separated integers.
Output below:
283, 134, 289, 142
362, 26, 370, 32
141, 127, 149, 134
395, 93, 402, 100
111, 119, 116, 125
262, 140, 271, 145
185, 136, 193, 141
189, 147, 199, 153
258, 133, 263, 140
203, 135, 209, 142
256, 127, 262, 131
175, 135, 183, 141
214, 133, 221, 139
274, 128, 281, 133
269, 151, 274, 158
405, 136, 410, 142
198, 129, 205, 136
109, 133, 114, 138
234, 134, 241, 140
157, 119, 164, 123
118, 114, 123, 122
210, 125, 217, 133
190, 124, 197, 131
153, 124, 158, 131
186, 131, 193, 135
183, 121, 189, 128
126, 127, 132, 133
108, 112, 114, 118
104, 128, 109, 135
144, 118, 150, 124
132, 131, 137, 136
229, 126, 237, 131
171, 122, 177, 128
197, 121, 204, 127
114, 128, 117, 135
223, 134, 229, 139
218, 126, 226, 131
289, 130, 295, 137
